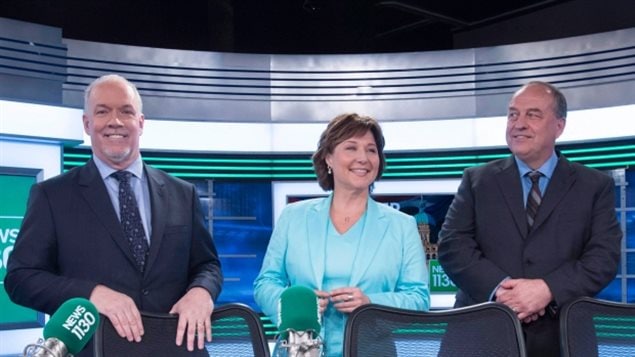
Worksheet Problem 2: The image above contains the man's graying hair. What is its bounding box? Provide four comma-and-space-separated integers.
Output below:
521, 81, 567, 120
84, 74, 143, 113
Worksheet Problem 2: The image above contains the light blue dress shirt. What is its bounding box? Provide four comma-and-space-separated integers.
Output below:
93, 155, 152, 243
515, 151, 559, 207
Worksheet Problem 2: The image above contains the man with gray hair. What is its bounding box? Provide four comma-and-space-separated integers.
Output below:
438, 81, 622, 356
5, 74, 223, 356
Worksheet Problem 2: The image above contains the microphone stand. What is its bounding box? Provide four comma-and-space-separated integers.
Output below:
275, 329, 323, 357
23, 338, 70, 357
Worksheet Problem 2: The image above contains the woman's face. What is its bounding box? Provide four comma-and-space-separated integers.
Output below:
326, 130, 380, 193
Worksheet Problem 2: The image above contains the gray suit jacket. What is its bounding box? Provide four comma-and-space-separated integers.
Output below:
5, 159, 222, 349
438, 154, 621, 356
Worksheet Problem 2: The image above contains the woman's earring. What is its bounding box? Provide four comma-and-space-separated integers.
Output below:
327, 166, 332, 175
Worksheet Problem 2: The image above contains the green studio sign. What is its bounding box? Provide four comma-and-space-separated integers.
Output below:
429, 259, 457, 293
0, 172, 43, 328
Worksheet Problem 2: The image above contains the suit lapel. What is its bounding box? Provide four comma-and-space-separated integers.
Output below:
307, 196, 330, 289
78, 160, 137, 265
348, 199, 388, 287
531, 156, 575, 232
143, 165, 167, 273
495, 156, 529, 237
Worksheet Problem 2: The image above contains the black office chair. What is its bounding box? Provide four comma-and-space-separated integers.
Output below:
343, 302, 526, 357
94, 303, 270, 357
559, 296, 635, 357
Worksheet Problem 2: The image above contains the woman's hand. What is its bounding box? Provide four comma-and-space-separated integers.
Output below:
315, 290, 330, 314
330, 287, 370, 313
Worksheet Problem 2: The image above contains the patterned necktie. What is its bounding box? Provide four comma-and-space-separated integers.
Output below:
111, 171, 149, 272
526, 171, 543, 230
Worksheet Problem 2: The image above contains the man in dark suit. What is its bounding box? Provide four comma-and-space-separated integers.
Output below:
4, 74, 223, 355
438, 81, 622, 356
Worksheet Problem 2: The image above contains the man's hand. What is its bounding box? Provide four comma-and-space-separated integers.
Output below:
521, 309, 546, 324
90, 284, 144, 342
170, 287, 214, 351
496, 278, 552, 321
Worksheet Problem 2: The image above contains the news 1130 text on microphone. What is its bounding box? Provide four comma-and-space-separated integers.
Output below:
23, 297, 100, 357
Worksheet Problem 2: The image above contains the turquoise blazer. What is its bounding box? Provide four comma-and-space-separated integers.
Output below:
254, 194, 429, 355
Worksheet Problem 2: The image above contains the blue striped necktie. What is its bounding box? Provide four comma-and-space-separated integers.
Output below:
526, 171, 543, 230
111, 171, 149, 272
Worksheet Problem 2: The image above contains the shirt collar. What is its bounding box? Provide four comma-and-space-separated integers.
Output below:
515, 151, 558, 179
93, 155, 144, 180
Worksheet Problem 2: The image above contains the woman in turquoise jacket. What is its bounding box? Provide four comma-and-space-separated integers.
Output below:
254, 113, 430, 356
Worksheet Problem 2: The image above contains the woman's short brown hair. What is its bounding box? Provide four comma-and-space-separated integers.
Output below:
312, 113, 386, 191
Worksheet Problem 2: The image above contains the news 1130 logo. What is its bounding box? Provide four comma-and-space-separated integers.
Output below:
428, 260, 457, 293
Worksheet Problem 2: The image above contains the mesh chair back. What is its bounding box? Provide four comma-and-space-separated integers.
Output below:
343, 302, 526, 357
560, 297, 635, 357
93, 311, 206, 357
94, 303, 269, 357
209, 303, 271, 357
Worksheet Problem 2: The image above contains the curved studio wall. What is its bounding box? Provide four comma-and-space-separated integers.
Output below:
3, 16, 634, 207
2, 16, 634, 146
1, 16, 635, 353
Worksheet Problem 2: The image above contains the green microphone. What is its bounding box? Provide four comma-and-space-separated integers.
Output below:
276, 286, 322, 356
25, 297, 100, 356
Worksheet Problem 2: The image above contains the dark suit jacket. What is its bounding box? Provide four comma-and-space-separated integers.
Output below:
5, 159, 222, 355
438, 154, 622, 356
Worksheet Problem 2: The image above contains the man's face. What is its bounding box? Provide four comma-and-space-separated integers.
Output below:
506, 84, 565, 169
83, 79, 144, 170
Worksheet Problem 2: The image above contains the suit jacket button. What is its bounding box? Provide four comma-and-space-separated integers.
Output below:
142, 289, 150, 296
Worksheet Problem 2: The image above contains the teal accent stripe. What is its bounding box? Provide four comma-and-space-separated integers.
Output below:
63, 139, 634, 180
